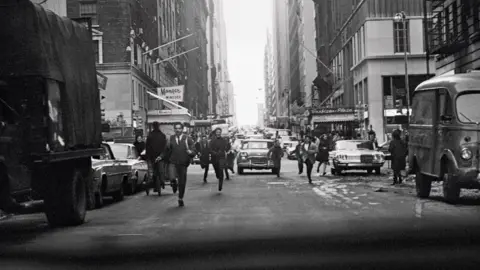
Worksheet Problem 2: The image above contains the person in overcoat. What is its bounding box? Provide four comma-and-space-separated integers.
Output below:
388, 129, 407, 185
195, 134, 211, 183
268, 140, 284, 178
316, 134, 330, 176
300, 135, 318, 184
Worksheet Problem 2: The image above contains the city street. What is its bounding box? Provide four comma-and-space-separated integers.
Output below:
1, 158, 480, 268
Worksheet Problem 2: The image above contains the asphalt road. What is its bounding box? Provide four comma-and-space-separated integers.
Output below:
1, 159, 480, 268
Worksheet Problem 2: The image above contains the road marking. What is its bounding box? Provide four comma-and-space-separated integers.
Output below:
117, 234, 144, 236
368, 202, 380, 205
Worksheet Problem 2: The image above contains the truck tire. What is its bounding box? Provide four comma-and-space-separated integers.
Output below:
415, 171, 432, 198
443, 168, 460, 204
44, 167, 87, 227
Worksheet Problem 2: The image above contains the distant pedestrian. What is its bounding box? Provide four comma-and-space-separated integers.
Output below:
209, 128, 230, 191
295, 140, 304, 174
389, 129, 407, 185
268, 140, 283, 178
300, 135, 317, 184
195, 134, 210, 183
169, 123, 196, 207
133, 135, 145, 157
316, 134, 330, 176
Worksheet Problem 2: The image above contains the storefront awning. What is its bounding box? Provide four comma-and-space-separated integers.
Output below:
312, 114, 355, 123
147, 91, 188, 111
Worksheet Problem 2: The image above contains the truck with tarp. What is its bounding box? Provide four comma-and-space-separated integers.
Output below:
0, 0, 103, 227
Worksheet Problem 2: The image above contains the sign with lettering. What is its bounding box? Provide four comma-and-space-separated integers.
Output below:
97, 71, 108, 91
311, 107, 354, 115
157, 85, 185, 102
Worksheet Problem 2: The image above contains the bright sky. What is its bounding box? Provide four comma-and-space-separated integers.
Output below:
223, 0, 271, 126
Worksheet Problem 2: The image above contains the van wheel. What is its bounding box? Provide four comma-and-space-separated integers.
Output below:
443, 168, 460, 204
44, 165, 87, 227
415, 171, 431, 198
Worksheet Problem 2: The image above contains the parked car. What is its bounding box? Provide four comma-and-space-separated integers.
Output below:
237, 139, 276, 174
109, 143, 148, 194
330, 140, 385, 175
91, 143, 132, 208
286, 145, 297, 160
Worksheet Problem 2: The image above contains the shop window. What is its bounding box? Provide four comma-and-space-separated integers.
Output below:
411, 90, 435, 125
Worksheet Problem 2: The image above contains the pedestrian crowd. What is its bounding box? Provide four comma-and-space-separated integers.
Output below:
135, 123, 409, 207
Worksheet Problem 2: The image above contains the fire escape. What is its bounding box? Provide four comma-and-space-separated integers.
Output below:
426, 0, 480, 56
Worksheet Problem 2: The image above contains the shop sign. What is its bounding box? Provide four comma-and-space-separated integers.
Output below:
97, 71, 108, 91
311, 107, 354, 115
157, 85, 185, 102
147, 109, 189, 116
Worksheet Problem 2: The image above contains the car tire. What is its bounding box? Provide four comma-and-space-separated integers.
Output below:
331, 168, 336, 175
112, 181, 125, 202
367, 169, 373, 174
375, 168, 381, 175
415, 170, 432, 199
95, 191, 104, 209
443, 168, 460, 204
238, 167, 244, 175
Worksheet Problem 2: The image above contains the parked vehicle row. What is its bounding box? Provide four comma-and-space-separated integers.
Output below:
89, 142, 149, 209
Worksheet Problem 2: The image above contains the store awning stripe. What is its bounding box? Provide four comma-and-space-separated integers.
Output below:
147, 91, 188, 111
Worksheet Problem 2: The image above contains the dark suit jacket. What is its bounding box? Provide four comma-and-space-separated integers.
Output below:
195, 139, 210, 165
169, 134, 195, 166
209, 137, 231, 165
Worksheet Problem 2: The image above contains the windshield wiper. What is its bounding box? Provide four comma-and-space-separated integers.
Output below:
459, 112, 474, 123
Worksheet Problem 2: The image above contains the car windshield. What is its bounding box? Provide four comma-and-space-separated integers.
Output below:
110, 144, 136, 159
242, 141, 273, 149
456, 93, 480, 123
335, 141, 374, 150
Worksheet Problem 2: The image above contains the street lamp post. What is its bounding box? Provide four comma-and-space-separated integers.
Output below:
394, 11, 410, 129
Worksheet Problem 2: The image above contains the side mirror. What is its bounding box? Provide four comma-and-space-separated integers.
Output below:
441, 115, 453, 122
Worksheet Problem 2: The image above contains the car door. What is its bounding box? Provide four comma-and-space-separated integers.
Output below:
111, 145, 130, 186
434, 88, 453, 176
99, 144, 118, 193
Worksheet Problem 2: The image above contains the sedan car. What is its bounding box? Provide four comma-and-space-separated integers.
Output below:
236, 139, 275, 174
91, 143, 131, 208
109, 143, 149, 194
377, 141, 392, 161
330, 140, 385, 175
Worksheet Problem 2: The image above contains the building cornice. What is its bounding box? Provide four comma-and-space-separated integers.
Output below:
350, 54, 435, 71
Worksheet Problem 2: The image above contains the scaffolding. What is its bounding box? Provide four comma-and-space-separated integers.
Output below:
425, 0, 480, 55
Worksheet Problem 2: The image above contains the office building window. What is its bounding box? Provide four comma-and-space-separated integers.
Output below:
394, 21, 410, 53
80, 2, 98, 25
93, 40, 99, 63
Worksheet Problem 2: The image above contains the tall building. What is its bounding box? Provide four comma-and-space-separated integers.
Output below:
272, 0, 290, 121
312, 0, 435, 142
264, 31, 276, 127
257, 103, 265, 129
67, 0, 191, 136
183, 0, 209, 118
286, 0, 317, 131
425, 0, 480, 75
206, 0, 235, 123
32, 0, 67, 16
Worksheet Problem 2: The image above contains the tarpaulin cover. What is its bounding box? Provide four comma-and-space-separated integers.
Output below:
0, 0, 101, 149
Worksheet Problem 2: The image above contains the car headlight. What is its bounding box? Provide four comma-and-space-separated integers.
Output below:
374, 154, 384, 162
461, 148, 472, 160
239, 152, 248, 157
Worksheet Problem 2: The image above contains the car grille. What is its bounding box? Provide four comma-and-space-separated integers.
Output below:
250, 157, 267, 164
360, 155, 373, 163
